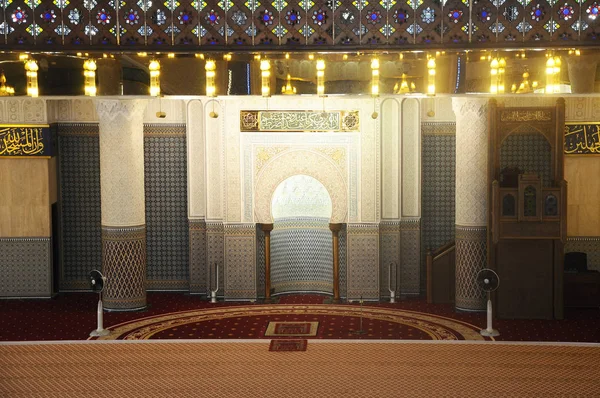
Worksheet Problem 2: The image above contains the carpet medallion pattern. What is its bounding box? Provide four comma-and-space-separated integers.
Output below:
90, 304, 489, 341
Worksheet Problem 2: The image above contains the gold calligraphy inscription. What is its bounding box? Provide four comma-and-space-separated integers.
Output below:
565, 123, 600, 155
240, 110, 360, 132
0, 125, 48, 156
500, 110, 552, 122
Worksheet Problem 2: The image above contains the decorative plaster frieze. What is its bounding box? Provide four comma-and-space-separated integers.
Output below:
254, 149, 348, 224
0, 98, 47, 124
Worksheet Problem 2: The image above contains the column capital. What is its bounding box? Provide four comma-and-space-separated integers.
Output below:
329, 223, 343, 233
451, 97, 488, 118
95, 99, 147, 123
566, 55, 599, 94
260, 223, 274, 233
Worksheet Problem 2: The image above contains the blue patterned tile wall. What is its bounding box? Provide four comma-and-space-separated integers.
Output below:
144, 126, 189, 290
58, 124, 101, 290
271, 217, 333, 294
421, 123, 456, 292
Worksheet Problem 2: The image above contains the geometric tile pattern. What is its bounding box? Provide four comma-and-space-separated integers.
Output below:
144, 131, 189, 290
339, 225, 348, 299
452, 98, 488, 227
346, 224, 379, 300
421, 124, 456, 293
256, 225, 266, 298
0, 238, 52, 297
101, 226, 147, 311
271, 217, 333, 294
379, 222, 400, 299
57, 125, 102, 290
500, 133, 553, 187
189, 220, 207, 294
224, 224, 257, 300
400, 219, 421, 295
455, 226, 487, 311
565, 237, 600, 272
206, 222, 225, 296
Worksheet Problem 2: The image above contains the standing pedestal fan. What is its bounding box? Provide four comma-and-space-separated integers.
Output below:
476, 268, 500, 337
89, 270, 110, 337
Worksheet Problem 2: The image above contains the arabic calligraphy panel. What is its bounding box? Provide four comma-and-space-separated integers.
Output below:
240, 110, 360, 132
565, 123, 600, 155
0, 125, 51, 157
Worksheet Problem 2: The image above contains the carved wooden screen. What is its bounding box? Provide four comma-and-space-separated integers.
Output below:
0, 0, 597, 50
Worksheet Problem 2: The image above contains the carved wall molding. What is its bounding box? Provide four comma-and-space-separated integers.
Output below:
0, 98, 47, 124
186, 99, 206, 220
254, 149, 348, 224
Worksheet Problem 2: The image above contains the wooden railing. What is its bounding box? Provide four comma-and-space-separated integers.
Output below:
426, 241, 456, 304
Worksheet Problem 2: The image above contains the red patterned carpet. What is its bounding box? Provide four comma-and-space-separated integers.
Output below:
0, 293, 599, 342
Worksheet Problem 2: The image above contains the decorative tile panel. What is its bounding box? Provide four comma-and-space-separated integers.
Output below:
144, 127, 189, 290
421, 122, 456, 293
189, 219, 207, 294
58, 124, 102, 290
271, 217, 333, 294
566, 237, 600, 272
0, 238, 52, 297
346, 223, 379, 300
339, 224, 347, 299
224, 223, 257, 300
455, 225, 487, 311
400, 218, 421, 295
206, 222, 225, 295
379, 221, 400, 298
256, 225, 266, 298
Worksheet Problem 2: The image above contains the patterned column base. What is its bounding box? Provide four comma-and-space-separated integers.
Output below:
102, 225, 147, 311
455, 226, 487, 311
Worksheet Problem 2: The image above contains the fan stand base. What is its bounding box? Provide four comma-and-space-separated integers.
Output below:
480, 328, 500, 337
90, 328, 110, 337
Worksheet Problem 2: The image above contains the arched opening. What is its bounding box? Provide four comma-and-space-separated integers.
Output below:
270, 175, 333, 295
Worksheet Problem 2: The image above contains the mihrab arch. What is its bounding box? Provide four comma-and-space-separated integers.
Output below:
254, 149, 348, 224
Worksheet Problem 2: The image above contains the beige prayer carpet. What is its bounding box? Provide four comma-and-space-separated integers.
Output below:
265, 321, 319, 336
1, 340, 599, 397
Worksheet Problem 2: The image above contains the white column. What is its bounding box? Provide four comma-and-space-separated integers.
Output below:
96, 99, 148, 311
452, 97, 488, 311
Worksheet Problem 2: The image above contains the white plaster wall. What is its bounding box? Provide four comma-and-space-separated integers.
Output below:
380, 98, 401, 220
